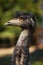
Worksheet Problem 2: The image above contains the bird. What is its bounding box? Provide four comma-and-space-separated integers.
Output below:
4, 12, 36, 65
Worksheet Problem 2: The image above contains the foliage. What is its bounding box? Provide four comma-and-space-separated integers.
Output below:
0, 0, 43, 34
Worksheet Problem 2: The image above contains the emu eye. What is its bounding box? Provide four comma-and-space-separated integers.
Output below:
19, 17, 23, 19
19, 15, 26, 20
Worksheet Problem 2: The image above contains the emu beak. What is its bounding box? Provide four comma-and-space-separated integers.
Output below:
4, 18, 23, 27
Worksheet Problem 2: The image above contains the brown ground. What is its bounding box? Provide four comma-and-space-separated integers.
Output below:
0, 47, 14, 57
0, 44, 43, 57
0, 46, 38, 57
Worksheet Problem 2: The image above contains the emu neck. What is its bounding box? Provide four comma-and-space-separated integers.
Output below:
16, 29, 31, 47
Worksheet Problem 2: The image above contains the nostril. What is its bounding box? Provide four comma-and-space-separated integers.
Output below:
8, 22, 11, 23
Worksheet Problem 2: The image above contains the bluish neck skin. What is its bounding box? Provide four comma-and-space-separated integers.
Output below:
16, 29, 30, 48
16, 29, 30, 65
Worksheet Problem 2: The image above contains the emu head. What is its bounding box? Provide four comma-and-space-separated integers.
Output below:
4, 12, 36, 32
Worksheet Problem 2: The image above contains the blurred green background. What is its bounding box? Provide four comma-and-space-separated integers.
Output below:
0, 0, 43, 33
0, 0, 43, 65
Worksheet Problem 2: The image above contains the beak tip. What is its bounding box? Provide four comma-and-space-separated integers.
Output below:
4, 23, 8, 26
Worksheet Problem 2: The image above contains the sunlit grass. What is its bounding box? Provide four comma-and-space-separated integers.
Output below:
32, 61, 43, 65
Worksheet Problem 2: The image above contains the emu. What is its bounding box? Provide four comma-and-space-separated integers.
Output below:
5, 12, 36, 65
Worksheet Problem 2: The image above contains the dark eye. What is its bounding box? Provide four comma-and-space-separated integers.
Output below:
19, 17, 23, 19
19, 15, 26, 20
